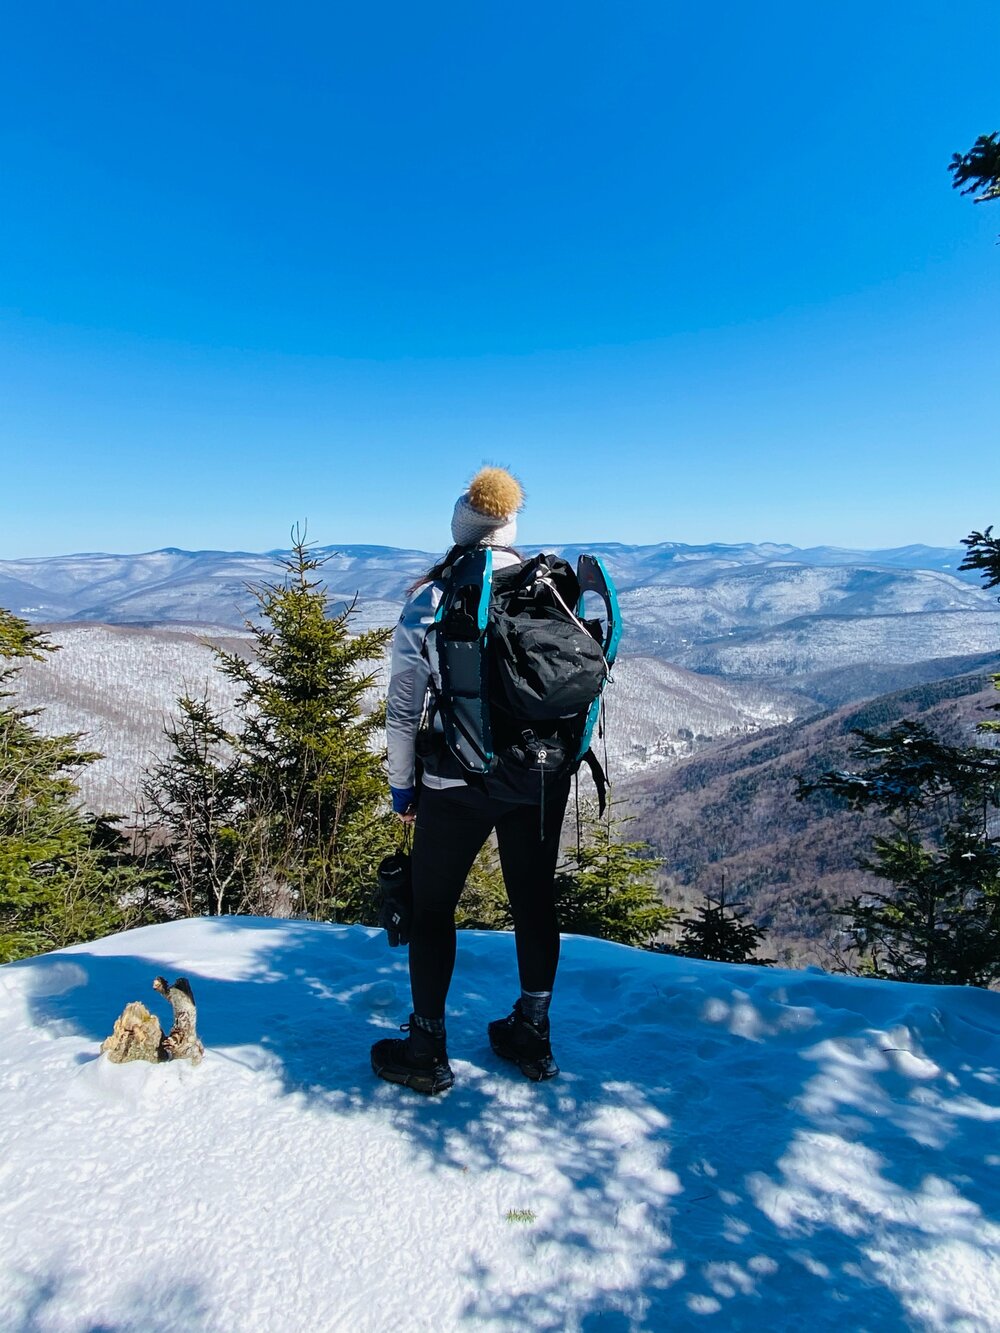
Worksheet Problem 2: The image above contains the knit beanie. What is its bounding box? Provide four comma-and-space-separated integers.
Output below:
450, 466, 524, 548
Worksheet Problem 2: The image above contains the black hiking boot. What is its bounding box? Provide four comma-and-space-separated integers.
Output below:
488, 1001, 559, 1081
371, 1017, 455, 1096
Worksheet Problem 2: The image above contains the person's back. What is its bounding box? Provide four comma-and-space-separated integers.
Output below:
385, 542, 521, 799
373, 467, 578, 1093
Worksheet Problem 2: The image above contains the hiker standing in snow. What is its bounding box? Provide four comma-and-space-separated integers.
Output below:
371, 467, 579, 1095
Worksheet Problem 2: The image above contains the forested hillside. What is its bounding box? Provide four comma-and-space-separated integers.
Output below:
627, 668, 1000, 965
13, 625, 813, 811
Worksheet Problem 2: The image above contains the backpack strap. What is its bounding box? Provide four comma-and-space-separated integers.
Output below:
421, 546, 495, 774
580, 747, 609, 816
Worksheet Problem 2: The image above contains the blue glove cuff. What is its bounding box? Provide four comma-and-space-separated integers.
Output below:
390, 785, 416, 815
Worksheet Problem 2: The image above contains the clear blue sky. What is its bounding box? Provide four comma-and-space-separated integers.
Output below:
2, 1, 998, 558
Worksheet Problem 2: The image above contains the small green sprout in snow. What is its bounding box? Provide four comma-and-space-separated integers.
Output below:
504, 1209, 536, 1224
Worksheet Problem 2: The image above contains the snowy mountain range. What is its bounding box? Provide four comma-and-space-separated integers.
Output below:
6, 540, 999, 814
12, 625, 252, 814
2, 917, 998, 1330
0, 539, 987, 629
4, 541, 998, 679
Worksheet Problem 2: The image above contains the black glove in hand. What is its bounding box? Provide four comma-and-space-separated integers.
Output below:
377, 851, 412, 948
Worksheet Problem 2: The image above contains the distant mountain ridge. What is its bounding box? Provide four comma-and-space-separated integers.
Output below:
0, 539, 982, 628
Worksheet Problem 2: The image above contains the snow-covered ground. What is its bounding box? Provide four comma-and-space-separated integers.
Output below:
2, 919, 999, 1331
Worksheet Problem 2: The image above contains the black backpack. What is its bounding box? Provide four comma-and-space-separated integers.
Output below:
422, 550, 617, 808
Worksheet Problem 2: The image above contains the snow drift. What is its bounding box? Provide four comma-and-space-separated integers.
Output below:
1, 919, 998, 1331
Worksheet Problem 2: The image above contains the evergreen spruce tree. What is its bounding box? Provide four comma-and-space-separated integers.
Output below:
960, 526, 1000, 591
142, 694, 248, 916
960, 527, 1000, 734
797, 720, 1000, 986
949, 132, 1000, 205
0, 609, 161, 961
675, 878, 774, 965
797, 529, 1000, 986
950, 131, 1000, 239
147, 534, 396, 922
553, 803, 675, 947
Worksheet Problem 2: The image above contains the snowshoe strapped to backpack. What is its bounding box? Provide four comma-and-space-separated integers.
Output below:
422, 549, 620, 808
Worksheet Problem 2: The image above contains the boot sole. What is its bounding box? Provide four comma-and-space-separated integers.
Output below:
489, 1036, 559, 1082
371, 1052, 454, 1096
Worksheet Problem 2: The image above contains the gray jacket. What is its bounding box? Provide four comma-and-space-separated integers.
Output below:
386, 547, 521, 793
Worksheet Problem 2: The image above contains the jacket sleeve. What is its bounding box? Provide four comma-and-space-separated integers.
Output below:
386, 584, 440, 790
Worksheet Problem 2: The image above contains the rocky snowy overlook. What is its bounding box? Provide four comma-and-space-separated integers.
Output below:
1, 919, 998, 1330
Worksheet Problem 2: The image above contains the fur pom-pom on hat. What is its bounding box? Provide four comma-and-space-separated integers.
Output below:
466, 467, 524, 519
451, 466, 524, 548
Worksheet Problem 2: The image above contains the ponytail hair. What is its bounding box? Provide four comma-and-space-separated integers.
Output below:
406, 544, 469, 596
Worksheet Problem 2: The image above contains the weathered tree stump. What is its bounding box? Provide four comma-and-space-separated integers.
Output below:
100, 1000, 166, 1064
101, 977, 204, 1065
154, 976, 204, 1065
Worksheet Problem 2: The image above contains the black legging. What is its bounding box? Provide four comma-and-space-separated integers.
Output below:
408, 780, 571, 1020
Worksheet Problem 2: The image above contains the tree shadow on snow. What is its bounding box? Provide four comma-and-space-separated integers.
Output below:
11, 919, 1000, 1331
3, 1266, 211, 1333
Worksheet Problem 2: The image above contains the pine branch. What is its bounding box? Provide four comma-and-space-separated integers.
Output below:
949, 132, 1000, 203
